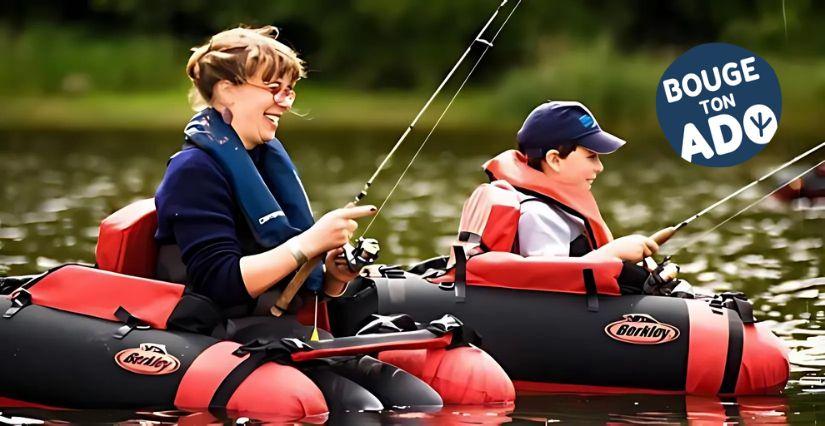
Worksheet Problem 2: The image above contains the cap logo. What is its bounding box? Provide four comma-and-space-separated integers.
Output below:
579, 115, 596, 128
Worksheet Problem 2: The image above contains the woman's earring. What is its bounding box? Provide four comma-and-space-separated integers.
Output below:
220, 108, 233, 125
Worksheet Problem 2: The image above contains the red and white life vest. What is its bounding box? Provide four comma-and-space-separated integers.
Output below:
442, 150, 623, 296
453, 150, 615, 258
483, 149, 613, 249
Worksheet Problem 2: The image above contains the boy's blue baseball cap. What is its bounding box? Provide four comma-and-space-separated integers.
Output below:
517, 101, 626, 158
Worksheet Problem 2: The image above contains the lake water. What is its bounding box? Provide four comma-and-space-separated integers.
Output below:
0, 128, 823, 423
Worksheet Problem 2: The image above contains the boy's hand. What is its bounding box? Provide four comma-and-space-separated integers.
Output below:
591, 234, 659, 263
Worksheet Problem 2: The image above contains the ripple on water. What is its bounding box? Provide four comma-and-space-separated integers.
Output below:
35, 256, 62, 270
0, 255, 28, 265
78, 178, 117, 199
0, 227, 26, 240
770, 277, 825, 294
0, 132, 823, 421
21, 212, 58, 224
37, 197, 73, 213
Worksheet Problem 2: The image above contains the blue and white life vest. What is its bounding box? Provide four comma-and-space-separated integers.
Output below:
183, 108, 324, 292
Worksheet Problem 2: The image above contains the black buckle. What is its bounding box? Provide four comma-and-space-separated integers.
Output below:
3, 289, 32, 318
426, 314, 464, 335
720, 292, 756, 324
427, 314, 481, 348
113, 306, 151, 340
378, 265, 406, 279
280, 338, 314, 353
583, 269, 599, 312
356, 313, 418, 335
232, 338, 301, 359
450, 245, 468, 303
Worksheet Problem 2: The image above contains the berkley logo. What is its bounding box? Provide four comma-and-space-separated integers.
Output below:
604, 314, 680, 345
115, 343, 180, 375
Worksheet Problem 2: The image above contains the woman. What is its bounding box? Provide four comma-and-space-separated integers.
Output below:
153, 26, 514, 409
155, 26, 373, 326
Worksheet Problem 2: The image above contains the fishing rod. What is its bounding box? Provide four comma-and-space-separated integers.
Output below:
270, 0, 522, 339
353, 0, 515, 205
361, 0, 523, 237
668, 158, 824, 254
649, 140, 825, 246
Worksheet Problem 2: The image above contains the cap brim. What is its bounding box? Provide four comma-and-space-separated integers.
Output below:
577, 130, 626, 154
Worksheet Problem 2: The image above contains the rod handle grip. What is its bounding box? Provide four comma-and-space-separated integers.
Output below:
271, 257, 323, 317
650, 226, 678, 246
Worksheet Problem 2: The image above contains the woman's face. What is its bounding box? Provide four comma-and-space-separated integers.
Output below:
214, 69, 296, 148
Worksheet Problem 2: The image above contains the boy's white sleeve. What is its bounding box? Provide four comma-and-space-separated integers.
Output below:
517, 201, 574, 257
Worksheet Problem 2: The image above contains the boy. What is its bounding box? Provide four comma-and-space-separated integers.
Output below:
483, 101, 663, 293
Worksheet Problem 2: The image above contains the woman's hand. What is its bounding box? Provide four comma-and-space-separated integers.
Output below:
294, 205, 376, 258
324, 247, 359, 283
587, 234, 659, 263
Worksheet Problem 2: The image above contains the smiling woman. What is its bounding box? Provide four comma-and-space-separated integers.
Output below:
146, 24, 514, 411
155, 26, 375, 313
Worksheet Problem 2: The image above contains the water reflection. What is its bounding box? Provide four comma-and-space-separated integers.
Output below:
0, 395, 804, 424
0, 129, 823, 421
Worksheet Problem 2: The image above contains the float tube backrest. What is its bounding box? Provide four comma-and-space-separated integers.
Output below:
22, 264, 184, 329
93, 199, 330, 329
96, 198, 158, 278
466, 252, 622, 295
455, 180, 521, 253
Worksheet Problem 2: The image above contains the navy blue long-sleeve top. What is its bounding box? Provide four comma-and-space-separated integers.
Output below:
155, 146, 271, 308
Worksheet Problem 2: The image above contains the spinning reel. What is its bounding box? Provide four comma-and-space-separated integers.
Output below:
344, 237, 381, 272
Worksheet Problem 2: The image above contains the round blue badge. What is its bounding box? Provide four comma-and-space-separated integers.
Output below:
656, 43, 781, 167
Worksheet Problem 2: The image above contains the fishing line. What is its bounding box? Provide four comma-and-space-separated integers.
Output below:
668, 159, 825, 255
281, 0, 522, 335
352, 0, 513, 207
673, 140, 825, 230
360, 0, 523, 237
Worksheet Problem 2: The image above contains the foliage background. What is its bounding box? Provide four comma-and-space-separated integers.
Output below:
0, 0, 822, 148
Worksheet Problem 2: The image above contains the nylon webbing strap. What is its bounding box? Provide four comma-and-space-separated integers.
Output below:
719, 313, 744, 394
113, 306, 150, 340
454, 246, 467, 303
583, 269, 599, 312
2, 289, 32, 319
208, 352, 269, 413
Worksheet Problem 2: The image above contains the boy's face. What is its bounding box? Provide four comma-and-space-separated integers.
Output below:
546, 146, 604, 189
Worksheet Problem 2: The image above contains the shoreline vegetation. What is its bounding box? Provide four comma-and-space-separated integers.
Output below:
0, 33, 821, 147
